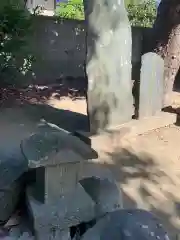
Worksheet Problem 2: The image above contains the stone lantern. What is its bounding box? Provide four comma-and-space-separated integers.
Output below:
21, 127, 98, 239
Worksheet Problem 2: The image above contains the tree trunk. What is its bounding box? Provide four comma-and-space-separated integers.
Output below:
151, 0, 180, 107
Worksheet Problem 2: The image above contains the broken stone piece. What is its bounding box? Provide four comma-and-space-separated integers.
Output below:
80, 177, 123, 217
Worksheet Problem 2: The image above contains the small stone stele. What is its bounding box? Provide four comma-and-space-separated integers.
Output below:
138, 52, 164, 118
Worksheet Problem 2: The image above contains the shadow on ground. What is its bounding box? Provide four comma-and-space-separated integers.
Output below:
96, 148, 180, 239
0, 75, 89, 135
21, 102, 89, 132
0, 101, 89, 155
0, 76, 87, 107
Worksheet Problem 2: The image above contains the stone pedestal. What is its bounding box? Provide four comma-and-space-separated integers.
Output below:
26, 183, 96, 240
83, 0, 134, 134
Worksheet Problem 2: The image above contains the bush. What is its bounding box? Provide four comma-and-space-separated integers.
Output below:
55, 0, 156, 28
55, 0, 84, 20
0, 0, 35, 87
127, 0, 157, 28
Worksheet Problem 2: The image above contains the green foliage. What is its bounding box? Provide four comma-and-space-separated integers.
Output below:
127, 0, 157, 27
0, 0, 35, 87
55, 0, 84, 20
56, 0, 156, 28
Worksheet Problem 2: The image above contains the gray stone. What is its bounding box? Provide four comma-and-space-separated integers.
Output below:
29, 149, 85, 204
83, 0, 134, 134
35, 228, 70, 240
26, 183, 96, 238
81, 216, 106, 240
21, 127, 98, 167
0, 180, 21, 224
80, 162, 115, 181
34, 154, 82, 204
138, 52, 164, 118
81, 209, 170, 240
0, 150, 27, 224
0, 154, 27, 189
80, 177, 123, 217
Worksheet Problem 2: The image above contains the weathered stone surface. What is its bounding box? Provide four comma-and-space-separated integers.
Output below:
0, 151, 27, 224
81, 214, 107, 240
21, 127, 98, 168
80, 177, 123, 217
83, 0, 134, 134
35, 228, 70, 240
0, 149, 27, 188
81, 209, 170, 240
138, 52, 164, 118
0, 180, 21, 224
34, 154, 82, 204
80, 162, 115, 181
26, 183, 96, 237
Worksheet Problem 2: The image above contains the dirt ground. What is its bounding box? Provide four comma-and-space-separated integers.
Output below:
0, 90, 180, 239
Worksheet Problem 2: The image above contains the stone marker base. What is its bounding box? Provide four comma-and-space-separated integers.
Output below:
74, 112, 176, 150
26, 183, 96, 240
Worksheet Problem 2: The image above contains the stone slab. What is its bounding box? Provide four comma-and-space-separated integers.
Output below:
26, 183, 96, 238
139, 52, 164, 118
21, 128, 98, 168
75, 112, 176, 151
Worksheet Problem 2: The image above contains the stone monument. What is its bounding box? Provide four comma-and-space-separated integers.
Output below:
138, 52, 164, 118
83, 0, 134, 134
21, 129, 98, 239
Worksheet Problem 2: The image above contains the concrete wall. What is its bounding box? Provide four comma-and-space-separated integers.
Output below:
28, 16, 151, 85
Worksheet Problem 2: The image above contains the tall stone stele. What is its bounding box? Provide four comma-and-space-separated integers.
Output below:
83, 0, 134, 134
